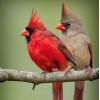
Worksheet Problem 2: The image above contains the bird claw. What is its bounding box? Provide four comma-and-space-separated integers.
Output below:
85, 66, 92, 72
85, 66, 93, 81
52, 68, 58, 72
64, 67, 75, 76
41, 71, 48, 80
64, 69, 71, 76
41, 71, 48, 74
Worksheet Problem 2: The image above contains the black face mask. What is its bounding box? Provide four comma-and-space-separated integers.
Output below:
25, 27, 35, 43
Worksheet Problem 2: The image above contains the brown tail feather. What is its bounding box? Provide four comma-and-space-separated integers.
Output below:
74, 81, 85, 100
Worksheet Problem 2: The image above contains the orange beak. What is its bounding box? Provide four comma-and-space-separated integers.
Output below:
20, 29, 29, 36
56, 23, 65, 31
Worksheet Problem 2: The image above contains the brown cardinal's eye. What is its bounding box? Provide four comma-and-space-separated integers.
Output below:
62, 23, 70, 28
66, 23, 70, 26
26, 27, 35, 35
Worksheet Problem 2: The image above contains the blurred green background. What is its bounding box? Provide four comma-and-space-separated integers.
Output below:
0, 0, 99, 100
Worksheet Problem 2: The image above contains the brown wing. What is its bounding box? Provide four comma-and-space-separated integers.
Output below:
58, 42, 76, 66
87, 43, 93, 68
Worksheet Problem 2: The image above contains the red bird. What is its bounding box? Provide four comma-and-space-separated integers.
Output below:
20, 10, 76, 100
56, 3, 93, 100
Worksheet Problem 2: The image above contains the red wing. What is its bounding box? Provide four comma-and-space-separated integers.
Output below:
45, 32, 76, 66
58, 42, 76, 66
87, 43, 93, 68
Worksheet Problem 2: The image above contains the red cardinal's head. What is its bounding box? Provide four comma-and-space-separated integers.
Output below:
56, 3, 82, 33
20, 10, 44, 37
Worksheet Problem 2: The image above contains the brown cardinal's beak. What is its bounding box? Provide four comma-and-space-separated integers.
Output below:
20, 29, 29, 36
56, 23, 65, 31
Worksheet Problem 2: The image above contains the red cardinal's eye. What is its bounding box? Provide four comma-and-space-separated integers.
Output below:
26, 27, 35, 35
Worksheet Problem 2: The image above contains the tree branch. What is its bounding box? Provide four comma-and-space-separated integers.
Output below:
0, 67, 99, 84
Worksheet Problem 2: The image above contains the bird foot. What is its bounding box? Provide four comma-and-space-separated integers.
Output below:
41, 71, 48, 80
64, 66, 75, 76
85, 66, 92, 72
85, 66, 93, 81
52, 68, 58, 72
42, 71, 48, 74
64, 69, 71, 76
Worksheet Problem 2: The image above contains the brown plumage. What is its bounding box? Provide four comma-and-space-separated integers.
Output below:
56, 3, 93, 100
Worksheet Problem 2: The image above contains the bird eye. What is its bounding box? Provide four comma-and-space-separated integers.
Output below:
62, 22, 70, 27
66, 23, 70, 26
25, 27, 35, 35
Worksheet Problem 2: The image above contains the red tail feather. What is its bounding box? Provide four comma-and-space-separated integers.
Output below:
52, 83, 63, 100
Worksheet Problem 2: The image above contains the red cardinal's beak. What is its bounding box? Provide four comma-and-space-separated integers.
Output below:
20, 29, 29, 36
56, 23, 65, 31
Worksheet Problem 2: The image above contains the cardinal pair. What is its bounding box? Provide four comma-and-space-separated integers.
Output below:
20, 3, 92, 100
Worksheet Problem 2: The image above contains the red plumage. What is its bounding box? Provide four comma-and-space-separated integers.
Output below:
20, 11, 76, 100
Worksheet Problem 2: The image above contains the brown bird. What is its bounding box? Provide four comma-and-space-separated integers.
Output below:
56, 3, 93, 100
